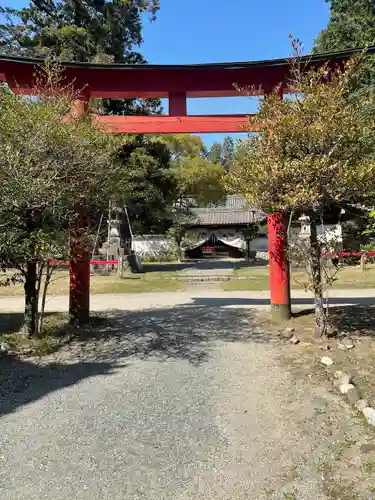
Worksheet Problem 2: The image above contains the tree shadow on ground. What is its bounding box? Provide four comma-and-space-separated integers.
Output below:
233, 259, 268, 269
329, 304, 375, 337
143, 262, 195, 273
0, 312, 24, 334
68, 305, 269, 366
0, 354, 116, 417
0, 303, 268, 417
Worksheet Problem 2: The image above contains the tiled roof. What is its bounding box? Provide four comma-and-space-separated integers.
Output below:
190, 199, 265, 226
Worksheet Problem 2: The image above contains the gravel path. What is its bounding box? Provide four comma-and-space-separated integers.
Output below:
0, 288, 374, 313
1, 291, 374, 499
178, 259, 235, 277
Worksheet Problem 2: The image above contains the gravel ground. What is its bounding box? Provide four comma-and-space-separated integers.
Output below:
1, 297, 375, 499
0, 287, 375, 313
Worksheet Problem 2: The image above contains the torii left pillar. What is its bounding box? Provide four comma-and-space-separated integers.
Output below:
69, 99, 90, 324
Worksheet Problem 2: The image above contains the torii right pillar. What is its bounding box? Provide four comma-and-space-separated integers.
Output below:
268, 212, 291, 319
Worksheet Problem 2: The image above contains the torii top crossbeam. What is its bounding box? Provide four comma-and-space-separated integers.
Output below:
0, 46, 373, 134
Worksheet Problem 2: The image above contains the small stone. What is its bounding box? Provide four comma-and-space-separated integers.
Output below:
321, 356, 334, 366
280, 327, 295, 340
344, 385, 360, 405
360, 443, 375, 454
0, 341, 10, 353
289, 335, 300, 345
21, 347, 33, 355
334, 371, 351, 386
326, 325, 338, 338
339, 383, 355, 395
355, 399, 368, 412
337, 343, 348, 350
363, 407, 375, 425
300, 342, 312, 347
342, 338, 354, 349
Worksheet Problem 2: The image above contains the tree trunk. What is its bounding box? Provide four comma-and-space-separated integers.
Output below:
38, 261, 52, 334
24, 261, 37, 337
310, 219, 326, 335
23, 208, 38, 337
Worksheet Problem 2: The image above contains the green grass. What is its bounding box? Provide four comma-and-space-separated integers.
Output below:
0, 268, 183, 297
223, 264, 375, 291
0, 312, 73, 356
0, 312, 119, 356
362, 459, 375, 474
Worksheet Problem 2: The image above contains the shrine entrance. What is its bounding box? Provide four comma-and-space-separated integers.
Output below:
186, 233, 244, 259
0, 46, 364, 321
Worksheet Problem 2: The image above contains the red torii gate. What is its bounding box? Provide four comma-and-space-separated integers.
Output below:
0, 46, 367, 321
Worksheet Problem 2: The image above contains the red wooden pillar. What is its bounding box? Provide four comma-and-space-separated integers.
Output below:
69, 99, 90, 324
268, 212, 291, 319
69, 216, 90, 324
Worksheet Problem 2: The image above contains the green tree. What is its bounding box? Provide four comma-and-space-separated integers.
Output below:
314, 1, 375, 99
228, 55, 375, 335
0, 69, 124, 336
158, 134, 206, 160
0, 0, 161, 115
208, 142, 222, 164
314, 1, 375, 52
118, 134, 217, 237
222, 136, 235, 170
119, 136, 176, 235
0, 1, 159, 62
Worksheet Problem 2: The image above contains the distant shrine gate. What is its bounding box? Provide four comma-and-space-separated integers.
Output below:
0, 47, 365, 321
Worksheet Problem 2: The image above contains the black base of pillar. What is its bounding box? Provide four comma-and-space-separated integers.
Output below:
271, 303, 291, 320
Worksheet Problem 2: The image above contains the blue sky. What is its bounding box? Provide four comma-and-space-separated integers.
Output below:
2, 0, 330, 147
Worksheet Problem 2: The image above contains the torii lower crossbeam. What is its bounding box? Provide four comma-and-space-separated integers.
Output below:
94, 114, 256, 134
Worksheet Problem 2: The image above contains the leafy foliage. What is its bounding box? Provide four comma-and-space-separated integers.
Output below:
314, 1, 375, 100
228, 57, 375, 214
119, 135, 176, 234
0, 0, 159, 62
222, 136, 235, 170
207, 136, 236, 170
208, 142, 222, 164
0, 0, 162, 115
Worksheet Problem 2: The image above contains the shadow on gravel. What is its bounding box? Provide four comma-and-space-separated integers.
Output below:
0, 303, 268, 417
0, 355, 116, 417
67, 304, 268, 366
0, 312, 24, 334
329, 304, 375, 337
191, 296, 375, 307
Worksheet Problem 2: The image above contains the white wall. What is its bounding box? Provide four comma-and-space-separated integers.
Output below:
132, 236, 173, 257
